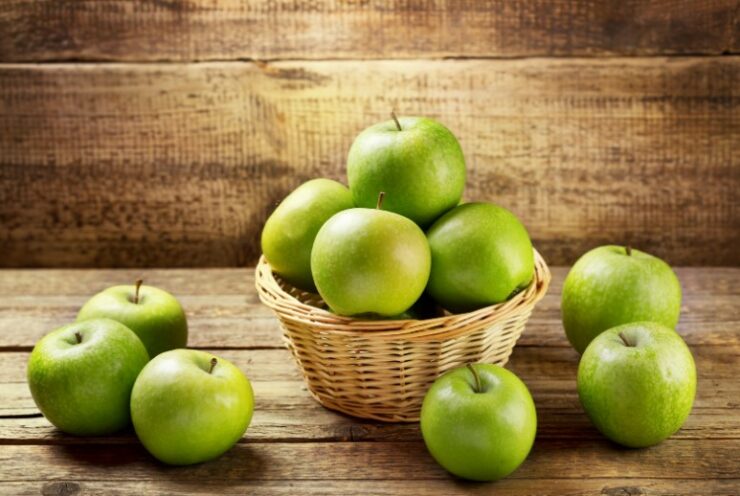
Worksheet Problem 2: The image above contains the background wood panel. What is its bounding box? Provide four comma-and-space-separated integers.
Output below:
1, 58, 738, 267
0, 0, 737, 62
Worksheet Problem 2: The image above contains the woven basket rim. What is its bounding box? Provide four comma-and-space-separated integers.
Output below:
256, 249, 550, 341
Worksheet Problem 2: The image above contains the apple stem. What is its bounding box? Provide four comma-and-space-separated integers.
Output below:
625, 245, 632, 256
376, 191, 386, 210
619, 331, 634, 347
74, 331, 82, 344
391, 111, 402, 131
134, 279, 143, 304
209, 357, 218, 374
467, 363, 482, 393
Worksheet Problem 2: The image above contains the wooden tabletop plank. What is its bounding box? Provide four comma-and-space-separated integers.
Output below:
0, 267, 736, 493
1, 440, 738, 481
0, 268, 738, 349
2, 345, 738, 385
0, 269, 256, 296
1, 267, 737, 297
3, 375, 736, 417
2, 346, 737, 440
3, 479, 740, 496
2, 406, 736, 446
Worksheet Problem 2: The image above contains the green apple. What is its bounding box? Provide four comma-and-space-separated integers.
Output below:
131, 349, 254, 465
77, 280, 188, 358
27, 319, 149, 435
261, 178, 354, 290
562, 245, 682, 354
578, 322, 696, 447
426, 202, 534, 313
347, 115, 466, 227
421, 363, 537, 481
311, 195, 431, 316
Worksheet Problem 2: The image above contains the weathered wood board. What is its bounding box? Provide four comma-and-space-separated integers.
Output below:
0, 267, 738, 494
0, 268, 738, 349
0, 0, 737, 62
2, 58, 737, 267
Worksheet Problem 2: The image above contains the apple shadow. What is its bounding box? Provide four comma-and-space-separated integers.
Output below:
50, 431, 267, 489
55, 441, 151, 469
43, 425, 139, 447
154, 441, 269, 489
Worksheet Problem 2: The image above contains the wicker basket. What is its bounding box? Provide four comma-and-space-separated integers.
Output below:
255, 250, 551, 422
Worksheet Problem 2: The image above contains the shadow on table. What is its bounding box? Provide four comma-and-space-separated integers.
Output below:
53, 439, 268, 488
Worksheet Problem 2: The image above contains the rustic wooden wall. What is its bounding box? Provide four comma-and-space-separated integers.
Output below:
0, 1, 738, 267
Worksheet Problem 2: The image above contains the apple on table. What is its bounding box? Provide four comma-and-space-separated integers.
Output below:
27, 319, 149, 435
420, 363, 537, 481
578, 321, 696, 447
77, 279, 188, 358
562, 245, 682, 353
131, 349, 254, 465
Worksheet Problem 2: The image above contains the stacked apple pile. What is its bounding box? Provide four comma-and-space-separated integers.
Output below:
262, 114, 536, 317
26, 281, 254, 466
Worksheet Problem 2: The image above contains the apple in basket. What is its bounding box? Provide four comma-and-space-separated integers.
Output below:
261, 178, 354, 291
311, 192, 431, 317
426, 202, 535, 313
347, 114, 466, 228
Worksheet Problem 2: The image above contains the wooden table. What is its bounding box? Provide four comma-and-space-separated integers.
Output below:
1, 267, 738, 495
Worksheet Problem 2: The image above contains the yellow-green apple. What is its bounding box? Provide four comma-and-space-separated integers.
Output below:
130, 349, 254, 465
310, 193, 431, 316
426, 202, 534, 313
77, 280, 187, 358
261, 178, 354, 290
27, 319, 149, 435
562, 245, 682, 354
578, 322, 696, 447
421, 363, 537, 481
347, 115, 466, 227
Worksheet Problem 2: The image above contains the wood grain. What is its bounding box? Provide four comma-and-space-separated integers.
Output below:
0, 0, 736, 62
1, 58, 738, 267
4, 374, 737, 417
3, 407, 738, 445
1, 268, 738, 349
0, 266, 736, 296
1, 440, 738, 481
3, 479, 740, 496
0, 266, 737, 495
3, 345, 738, 384
2, 345, 738, 440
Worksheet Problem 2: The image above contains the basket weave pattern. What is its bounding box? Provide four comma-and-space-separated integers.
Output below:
256, 250, 551, 422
